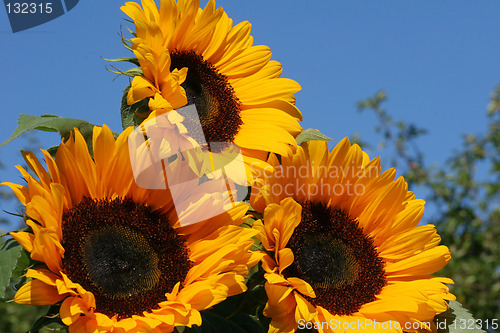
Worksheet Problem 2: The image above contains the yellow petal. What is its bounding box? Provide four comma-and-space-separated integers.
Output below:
294, 293, 316, 323
385, 246, 451, 276
10, 231, 34, 253
288, 277, 316, 298
15, 279, 64, 305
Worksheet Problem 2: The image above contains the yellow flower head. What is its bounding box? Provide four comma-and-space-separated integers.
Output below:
121, 0, 303, 160
251, 138, 455, 333
4, 125, 260, 332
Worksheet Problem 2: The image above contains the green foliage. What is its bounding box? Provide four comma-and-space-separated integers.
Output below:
27, 305, 65, 333
357, 90, 427, 175
0, 114, 96, 156
0, 238, 60, 333
295, 128, 334, 145
102, 56, 139, 66
181, 264, 268, 333
435, 301, 488, 333
0, 237, 65, 332
107, 66, 143, 79
358, 87, 500, 324
0, 238, 23, 298
103, 51, 141, 82
0, 114, 95, 146
183, 297, 264, 333
120, 85, 151, 129
0, 114, 120, 160
0, 302, 52, 333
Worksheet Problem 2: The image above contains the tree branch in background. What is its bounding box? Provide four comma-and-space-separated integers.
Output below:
357, 87, 500, 322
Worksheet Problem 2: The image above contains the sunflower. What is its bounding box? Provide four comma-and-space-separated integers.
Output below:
4, 125, 260, 332
250, 139, 455, 333
121, 0, 302, 159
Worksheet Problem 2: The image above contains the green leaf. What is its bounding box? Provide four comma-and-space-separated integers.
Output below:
0, 114, 95, 149
47, 145, 59, 158
120, 85, 151, 129
434, 301, 487, 333
184, 296, 264, 333
11, 248, 30, 278
0, 238, 23, 299
28, 304, 64, 333
295, 128, 334, 145
0, 114, 119, 158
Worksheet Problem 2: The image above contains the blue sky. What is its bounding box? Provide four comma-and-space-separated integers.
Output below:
1, 1, 500, 228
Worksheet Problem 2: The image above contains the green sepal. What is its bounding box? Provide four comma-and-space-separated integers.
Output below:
108, 66, 143, 78
434, 301, 487, 333
295, 128, 334, 145
119, 24, 135, 51
0, 238, 23, 299
102, 56, 139, 66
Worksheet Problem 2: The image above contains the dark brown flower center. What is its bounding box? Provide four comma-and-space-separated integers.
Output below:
284, 201, 386, 315
170, 50, 242, 152
62, 197, 191, 319
294, 235, 360, 290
